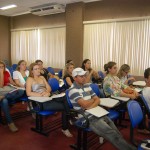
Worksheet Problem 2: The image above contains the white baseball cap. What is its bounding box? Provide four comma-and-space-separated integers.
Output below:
72, 67, 87, 77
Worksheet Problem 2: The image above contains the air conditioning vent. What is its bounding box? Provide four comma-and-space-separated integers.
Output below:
30, 4, 65, 16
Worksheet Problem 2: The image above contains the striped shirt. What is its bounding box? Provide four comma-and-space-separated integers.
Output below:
68, 82, 96, 117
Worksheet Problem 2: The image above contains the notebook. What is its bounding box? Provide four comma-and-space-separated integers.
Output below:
86, 106, 109, 118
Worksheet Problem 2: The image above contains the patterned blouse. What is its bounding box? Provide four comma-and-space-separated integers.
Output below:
103, 74, 128, 97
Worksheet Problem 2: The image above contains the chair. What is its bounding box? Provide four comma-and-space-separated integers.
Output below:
66, 90, 93, 150
6, 66, 14, 77
58, 70, 63, 78
127, 100, 144, 146
48, 78, 59, 93
12, 64, 17, 70
140, 94, 150, 128
47, 67, 55, 75
90, 83, 120, 122
98, 71, 105, 79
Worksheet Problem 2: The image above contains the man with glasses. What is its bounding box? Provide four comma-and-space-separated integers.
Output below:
68, 67, 136, 150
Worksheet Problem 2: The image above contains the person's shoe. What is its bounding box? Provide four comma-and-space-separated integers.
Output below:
138, 129, 150, 134
62, 129, 73, 137
8, 123, 18, 132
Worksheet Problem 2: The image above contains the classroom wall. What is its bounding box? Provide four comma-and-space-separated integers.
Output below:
84, 0, 150, 21
2, 0, 150, 68
0, 15, 10, 65
10, 13, 66, 29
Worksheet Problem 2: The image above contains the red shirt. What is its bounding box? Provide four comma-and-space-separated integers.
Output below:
4, 71, 10, 86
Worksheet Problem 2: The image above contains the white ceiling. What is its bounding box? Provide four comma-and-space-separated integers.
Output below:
0, 0, 100, 16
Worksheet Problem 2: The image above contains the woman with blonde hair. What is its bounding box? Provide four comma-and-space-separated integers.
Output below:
13, 60, 29, 87
117, 64, 136, 85
26, 63, 72, 137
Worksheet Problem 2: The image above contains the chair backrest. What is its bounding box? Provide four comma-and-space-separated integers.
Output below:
48, 78, 59, 92
58, 70, 63, 78
140, 94, 150, 114
127, 100, 143, 128
12, 64, 17, 70
98, 71, 105, 79
65, 89, 73, 109
90, 83, 100, 97
47, 67, 55, 75
6, 66, 14, 77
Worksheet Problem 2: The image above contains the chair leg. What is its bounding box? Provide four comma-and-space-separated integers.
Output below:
83, 130, 87, 150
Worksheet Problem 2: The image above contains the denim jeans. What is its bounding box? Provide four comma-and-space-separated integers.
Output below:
89, 116, 136, 150
0, 89, 24, 124
43, 96, 70, 130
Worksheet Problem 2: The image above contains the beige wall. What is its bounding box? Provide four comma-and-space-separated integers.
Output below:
66, 2, 84, 67
0, 15, 10, 65
84, 0, 150, 21
11, 13, 66, 29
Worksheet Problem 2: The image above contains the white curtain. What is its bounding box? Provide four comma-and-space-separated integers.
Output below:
11, 30, 38, 65
11, 27, 66, 68
83, 19, 150, 76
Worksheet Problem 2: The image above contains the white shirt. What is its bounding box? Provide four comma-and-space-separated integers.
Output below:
120, 76, 128, 84
13, 70, 29, 85
142, 87, 150, 109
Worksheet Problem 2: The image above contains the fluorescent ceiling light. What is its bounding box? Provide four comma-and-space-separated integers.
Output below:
0, 4, 17, 10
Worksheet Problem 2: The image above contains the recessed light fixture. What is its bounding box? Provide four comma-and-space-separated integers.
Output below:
0, 4, 17, 10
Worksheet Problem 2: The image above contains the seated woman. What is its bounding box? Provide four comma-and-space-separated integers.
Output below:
63, 63, 74, 89
26, 63, 72, 137
0, 61, 24, 132
13, 60, 29, 87
35, 60, 59, 81
103, 61, 138, 99
81, 59, 100, 83
117, 64, 136, 85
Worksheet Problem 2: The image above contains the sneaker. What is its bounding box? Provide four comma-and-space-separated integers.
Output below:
62, 129, 73, 137
8, 123, 18, 132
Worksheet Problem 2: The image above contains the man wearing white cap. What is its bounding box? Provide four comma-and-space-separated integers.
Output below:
68, 67, 136, 150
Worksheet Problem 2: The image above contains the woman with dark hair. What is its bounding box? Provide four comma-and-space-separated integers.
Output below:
81, 59, 100, 83
117, 64, 136, 85
13, 60, 29, 87
103, 61, 138, 99
0, 61, 24, 132
63, 63, 74, 89
35, 60, 59, 81
26, 63, 72, 137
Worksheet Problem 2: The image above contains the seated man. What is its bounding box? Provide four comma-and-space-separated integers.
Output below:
68, 67, 136, 150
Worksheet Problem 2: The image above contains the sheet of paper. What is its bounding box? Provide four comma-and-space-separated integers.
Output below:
86, 106, 109, 118
133, 81, 146, 86
111, 95, 130, 102
100, 98, 119, 108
